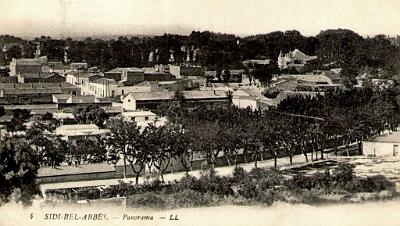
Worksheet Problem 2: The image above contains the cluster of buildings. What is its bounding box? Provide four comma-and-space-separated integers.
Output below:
1, 46, 398, 194
0, 48, 345, 131
1, 54, 264, 140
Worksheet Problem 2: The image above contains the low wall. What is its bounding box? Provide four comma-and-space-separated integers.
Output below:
37, 171, 116, 184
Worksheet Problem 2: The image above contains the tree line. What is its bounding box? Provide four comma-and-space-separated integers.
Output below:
1, 29, 400, 81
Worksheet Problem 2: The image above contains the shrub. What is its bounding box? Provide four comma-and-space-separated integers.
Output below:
349, 175, 396, 193
255, 189, 274, 206
173, 173, 199, 191
126, 192, 167, 208
331, 163, 354, 185
249, 167, 268, 179
293, 189, 322, 204
232, 167, 248, 182
169, 190, 214, 208
238, 178, 259, 199
257, 170, 283, 190
197, 170, 234, 196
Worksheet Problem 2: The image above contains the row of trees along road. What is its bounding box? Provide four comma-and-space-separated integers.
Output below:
1, 87, 399, 204
102, 87, 400, 184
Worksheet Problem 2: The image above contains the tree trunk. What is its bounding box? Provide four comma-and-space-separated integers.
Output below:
274, 156, 277, 169
123, 155, 127, 179
131, 164, 144, 185
180, 153, 190, 173
135, 172, 140, 184
243, 148, 247, 163
303, 148, 309, 162
160, 171, 164, 183
289, 155, 293, 165
311, 146, 314, 162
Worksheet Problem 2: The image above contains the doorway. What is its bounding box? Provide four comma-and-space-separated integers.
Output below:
393, 145, 399, 156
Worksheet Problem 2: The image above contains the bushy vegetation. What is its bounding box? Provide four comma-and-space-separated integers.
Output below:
47, 162, 397, 209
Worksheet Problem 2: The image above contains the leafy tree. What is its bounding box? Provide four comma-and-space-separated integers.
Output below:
106, 117, 141, 181
73, 105, 108, 128
6, 109, 32, 132
0, 136, 39, 205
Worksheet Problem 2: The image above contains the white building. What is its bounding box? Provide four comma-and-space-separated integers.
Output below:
122, 111, 158, 129
363, 131, 400, 157
55, 124, 109, 140
278, 49, 317, 70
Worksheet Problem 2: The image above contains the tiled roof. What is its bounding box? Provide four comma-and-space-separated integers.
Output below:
1, 104, 58, 110
370, 131, 400, 143
68, 95, 96, 104
19, 73, 53, 78
126, 90, 229, 101
0, 82, 78, 90
106, 67, 142, 73
127, 92, 176, 101
53, 94, 71, 100
2, 88, 62, 95
182, 90, 228, 99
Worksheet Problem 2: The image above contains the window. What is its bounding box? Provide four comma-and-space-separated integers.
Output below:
122, 90, 124, 95
145, 116, 149, 120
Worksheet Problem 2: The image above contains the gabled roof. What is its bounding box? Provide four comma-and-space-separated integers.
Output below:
19, 73, 51, 78
370, 131, 400, 143
2, 88, 62, 95
126, 92, 176, 101
53, 94, 71, 101
67, 95, 96, 104
288, 49, 318, 60
0, 82, 78, 90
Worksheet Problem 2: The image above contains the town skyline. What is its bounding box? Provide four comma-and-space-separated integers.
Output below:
1, 0, 400, 39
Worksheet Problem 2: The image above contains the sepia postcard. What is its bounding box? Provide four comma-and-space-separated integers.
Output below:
1, 0, 400, 225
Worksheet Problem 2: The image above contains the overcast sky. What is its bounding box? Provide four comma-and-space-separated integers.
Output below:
1, 0, 400, 38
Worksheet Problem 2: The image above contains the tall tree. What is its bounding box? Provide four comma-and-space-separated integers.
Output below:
0, 136, 39, 205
